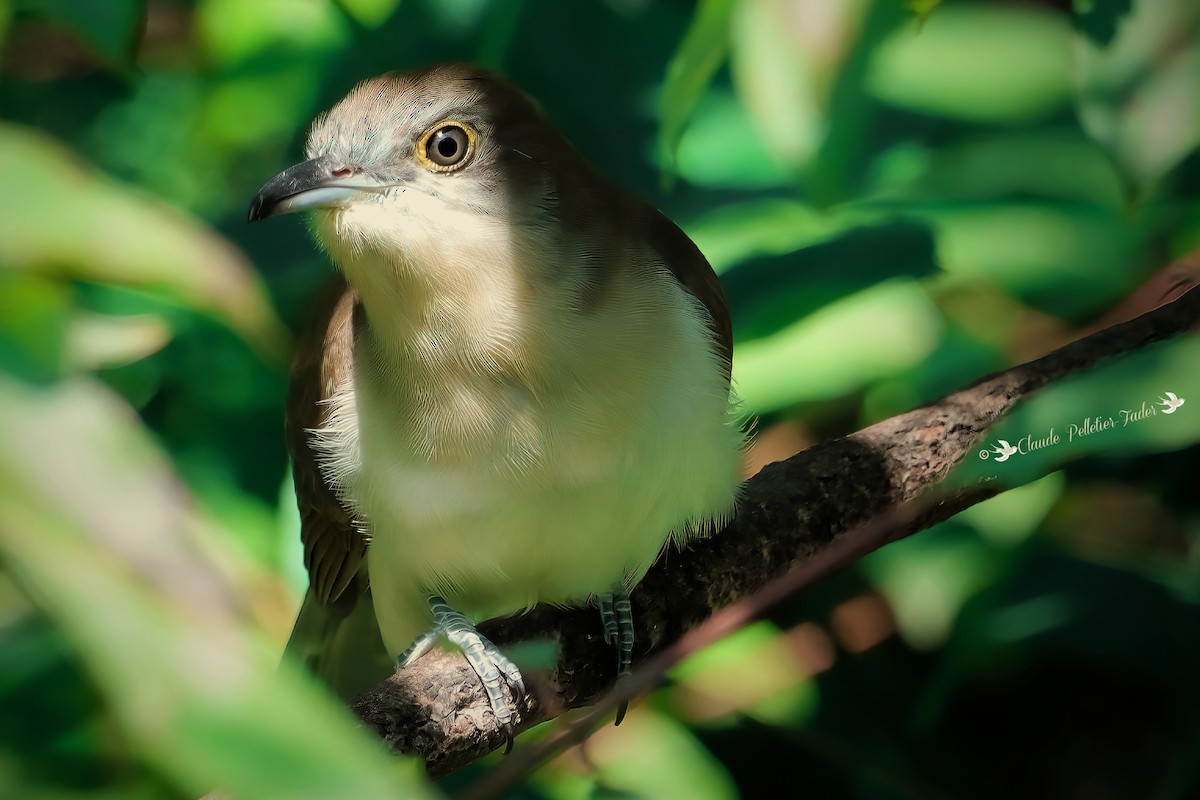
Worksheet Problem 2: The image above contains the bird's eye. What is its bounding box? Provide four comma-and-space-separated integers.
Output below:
422, 124, 473, 170
429, 127, 466, 164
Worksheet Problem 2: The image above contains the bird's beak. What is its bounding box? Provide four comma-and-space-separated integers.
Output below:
248, 157, 378, 222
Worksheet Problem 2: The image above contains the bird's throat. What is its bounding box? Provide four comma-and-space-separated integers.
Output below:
317, 204, 537, 372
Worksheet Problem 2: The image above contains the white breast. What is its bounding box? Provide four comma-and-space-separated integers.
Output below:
310, 206, 744, 657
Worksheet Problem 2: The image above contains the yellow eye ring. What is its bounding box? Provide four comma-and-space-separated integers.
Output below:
415, 120, 479, 172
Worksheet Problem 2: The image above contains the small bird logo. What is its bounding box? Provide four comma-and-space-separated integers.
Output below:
1158, 391, 1186, 414
990, 440, 1018, 462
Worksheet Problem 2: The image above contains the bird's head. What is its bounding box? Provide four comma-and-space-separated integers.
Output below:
248, 64, 576, 291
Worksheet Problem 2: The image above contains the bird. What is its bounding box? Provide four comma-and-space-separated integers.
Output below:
990, 439, 1018, 462
1158, 391, 1185, 414
248, 63, 744, 746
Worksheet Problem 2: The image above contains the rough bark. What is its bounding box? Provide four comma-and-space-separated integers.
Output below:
350, 284, 1200, 776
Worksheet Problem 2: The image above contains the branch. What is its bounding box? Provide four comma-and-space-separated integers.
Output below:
350, 284, 1200, 775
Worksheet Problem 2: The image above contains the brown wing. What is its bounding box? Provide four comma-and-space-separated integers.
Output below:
286, 274, 366, 606
645, 209, 734, 382
561, 181, 733, 381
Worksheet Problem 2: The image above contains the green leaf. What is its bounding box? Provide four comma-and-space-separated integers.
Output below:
878, 130, 1126, 207
862, 525, 1002, 650
0, 271, 71, 383
1073, 0, 1200, 192
729, 0, 846, 173
1072, 0, 1134, 47
957, 472, 1066, 548
806, 0, 909, 206
196, 0, 348, 66
670, 90, 792, 190
20, 0, 145, 66
0, 124, 288, 358
658, 0, 735, 174
669, 621, 817, 727
918, 202, 1140, 319
732, 279, 943, 413
686, 199, 876, 274
337, 0, 403, 28
65, 311, 170, 370
0, 374, 436, 800
582, 708, 738, 800
719, 217, 939, 344
907, 0, 942, 26
869, 3, 1073, 123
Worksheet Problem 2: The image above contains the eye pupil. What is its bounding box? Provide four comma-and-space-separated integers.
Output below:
426, 124, 471, 168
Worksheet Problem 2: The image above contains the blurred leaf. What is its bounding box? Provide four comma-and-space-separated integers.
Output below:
277, 470, 307, 595
953, 334, 1200, 489
202, 70, 323, 149
687, 199, 873, 273
860, 318, 1006, 422
196, 0, 347, 66
920, 203, 1139, 319
670, 89, 791, 190
585, 709, 737, 800
875, 130, 1126, 207
932, 551, 1200, 714
19, 0, 145, 65
732, 279, 942, 413
0, 374, 433, 800
669, 621, 817, 726
85, 73, 215, 213
907, 0, 941, 25
0, 605, 154, 797
863, 524, 1002, 650
0, 124, 288, 358
0, 271, 71, 383
658, 0, 734, 174
729, 0, 864, 173
805, 0, 908, 206
958, 472, 1066, 548
721, 217, 939, 343
1073, 0, 1200, 192
66, 311, 170, 371
337, 0, 403, 28
473, 0, 525, 68
1072, 0, 1134, 47
869, 3, 1072, 123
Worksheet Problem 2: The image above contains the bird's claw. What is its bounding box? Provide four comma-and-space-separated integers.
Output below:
449, 624, 524, 735
404, 596, 526, 751
599, 591, 635, 726
613, 672, 635, 726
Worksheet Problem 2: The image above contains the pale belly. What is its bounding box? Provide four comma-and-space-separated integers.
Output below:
315, 359, 741, 657
355, 399, 740, 657
310, 271, 744, 656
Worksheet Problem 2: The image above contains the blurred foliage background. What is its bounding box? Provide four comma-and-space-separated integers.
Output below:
1, 0, 1199, 798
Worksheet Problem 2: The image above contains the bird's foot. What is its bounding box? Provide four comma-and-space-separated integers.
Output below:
598, 591, 634, 725
397, 595, 525, 753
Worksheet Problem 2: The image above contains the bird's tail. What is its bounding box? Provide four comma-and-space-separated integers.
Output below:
282, 587, 394, 702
